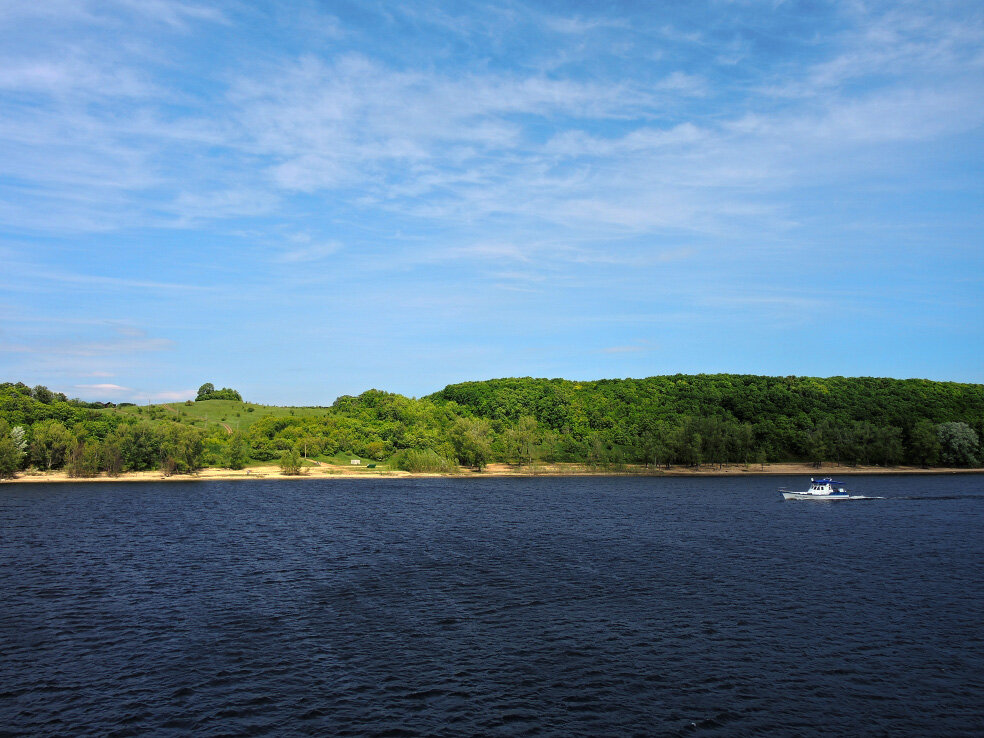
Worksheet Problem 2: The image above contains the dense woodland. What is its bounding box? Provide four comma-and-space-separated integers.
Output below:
1, 374, 982, 478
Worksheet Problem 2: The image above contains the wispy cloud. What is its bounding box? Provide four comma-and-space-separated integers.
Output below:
75, 383, 132, 392
15, 270, 213, 293
1, 1, 981, 397
3, 1, 980, 238
0, 322, 175, 358
2, 337, 174, 358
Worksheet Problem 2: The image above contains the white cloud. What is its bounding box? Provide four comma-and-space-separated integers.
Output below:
0, 0, 980, 245
0, 321, 175, 359
108, 0, 226, 29
7, 268, 214, 294
229, 53, 657, 196
0, 58, 157, 99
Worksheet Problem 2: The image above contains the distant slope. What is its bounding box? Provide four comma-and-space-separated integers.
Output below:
106, 399, 329, 433
428, 374, 984, 464
429, 374, 984, 429
2, 375, 982, 475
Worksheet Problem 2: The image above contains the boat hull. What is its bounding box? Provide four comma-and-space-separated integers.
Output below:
781, 491, 873, 500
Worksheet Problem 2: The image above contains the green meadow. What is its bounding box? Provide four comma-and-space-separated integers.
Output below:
107, 400, 330, 433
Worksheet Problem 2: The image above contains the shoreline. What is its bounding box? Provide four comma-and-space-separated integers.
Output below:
3, 462, 982, 484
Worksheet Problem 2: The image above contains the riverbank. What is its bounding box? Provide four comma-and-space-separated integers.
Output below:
2, 461, 982, 484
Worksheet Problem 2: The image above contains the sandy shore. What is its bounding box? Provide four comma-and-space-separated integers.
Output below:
2, 461, 981, 484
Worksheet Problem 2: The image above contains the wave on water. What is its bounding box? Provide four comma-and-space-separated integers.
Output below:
2, 475, 982, 736
890, 494, 984, 501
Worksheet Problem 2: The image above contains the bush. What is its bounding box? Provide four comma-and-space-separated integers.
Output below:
392, 448, 458, 473
66, 441, 101, 478
279, 448, 302, 475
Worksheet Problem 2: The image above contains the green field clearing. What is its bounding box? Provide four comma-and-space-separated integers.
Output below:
104, 399, 330, 432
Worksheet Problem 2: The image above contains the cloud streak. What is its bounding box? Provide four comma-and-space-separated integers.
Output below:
2, 1, 981, 239
1, 1, 982, 398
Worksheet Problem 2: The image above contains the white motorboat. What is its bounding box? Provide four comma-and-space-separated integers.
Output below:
780, 478, 874, 500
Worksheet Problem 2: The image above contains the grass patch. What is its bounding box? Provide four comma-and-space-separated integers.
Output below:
104, 399, 329, 431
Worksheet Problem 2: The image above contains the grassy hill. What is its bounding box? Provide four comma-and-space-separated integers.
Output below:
105, 399, 330, 434
3, 375, 983, 477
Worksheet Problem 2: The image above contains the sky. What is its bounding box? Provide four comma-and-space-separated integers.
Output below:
1, 0, 982, 405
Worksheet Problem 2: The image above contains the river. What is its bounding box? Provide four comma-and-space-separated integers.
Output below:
2, 474, 982, 736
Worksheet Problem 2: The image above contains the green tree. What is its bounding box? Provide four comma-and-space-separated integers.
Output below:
734, 422, 755, 466
909, 420, 941, 466
279, 448, 302, 475
872, 426, 903, 466
110, 422, 161, 471
508, 415, 540, 467
195, 383, 242, 402
0, 422, 24, 478
805, 424, 827, 468
938, 422, 980, 467
30, 420, 73, 470
227, 432, 248, 469
102, 437, 123, 477
586, 432, 608, 468
10, 425, 27, 454
160, 425, 206, 473
66, 440, 101, 478
298, 435, 321, 460
450, 417, 493, 470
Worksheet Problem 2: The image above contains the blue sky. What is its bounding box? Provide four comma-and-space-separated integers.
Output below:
1, 0, 982, 405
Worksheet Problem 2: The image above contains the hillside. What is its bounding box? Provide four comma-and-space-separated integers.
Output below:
1, 374, 982, 478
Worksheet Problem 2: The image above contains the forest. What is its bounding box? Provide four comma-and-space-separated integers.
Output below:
1, 374, 982, 478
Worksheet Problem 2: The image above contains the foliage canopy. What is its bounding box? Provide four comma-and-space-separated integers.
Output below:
1, 375, 982, 477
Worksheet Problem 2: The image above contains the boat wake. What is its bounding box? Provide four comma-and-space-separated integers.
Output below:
890, 495, 984, 501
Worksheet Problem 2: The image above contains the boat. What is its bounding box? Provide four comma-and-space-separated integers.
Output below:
779, 478, 874, 500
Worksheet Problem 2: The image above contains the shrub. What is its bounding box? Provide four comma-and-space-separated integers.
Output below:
279, 448, 302, 475
66, 441, 101, 478
392, 448, 458, 473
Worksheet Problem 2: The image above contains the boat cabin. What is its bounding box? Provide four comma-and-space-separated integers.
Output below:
810, 478, 848, 494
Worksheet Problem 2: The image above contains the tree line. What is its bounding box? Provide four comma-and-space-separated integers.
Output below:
0, 382, 217, 478
1, 374, 982, 478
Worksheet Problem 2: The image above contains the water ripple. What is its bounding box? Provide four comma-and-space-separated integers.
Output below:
1, 475, 983, 736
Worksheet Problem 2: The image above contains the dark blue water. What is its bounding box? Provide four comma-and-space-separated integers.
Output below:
1, 474, 982, 737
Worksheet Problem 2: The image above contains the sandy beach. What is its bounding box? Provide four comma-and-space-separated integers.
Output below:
3, 462, 981, 484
